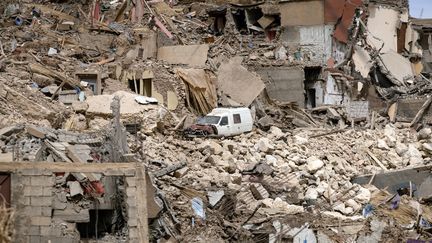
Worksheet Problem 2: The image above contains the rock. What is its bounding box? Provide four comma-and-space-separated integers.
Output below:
89, 118, 110, 130
304, 188, 319, 200
250, 183, 269, 200
384, 124, 397, 144
206, 141, 224, 155
332, 202, 346, 214
354, 187, 371, 204
405, 144, 422, 158
263, 51, 274, 58
26, 125, 46, 138
272, 197, 305, 214
32, 73, 54, 87
274, 46, 288, 60
67, 181, 83, 197
422, 143, 432, 153
255, 138, 274, 153
376, 139, 389, 150
346, 199, 361, 211
269, 126, 284, 138
265, 155, 278, 166
395, 142, 408, 156
208, 190, 224, 208
174, 166, 189, 178
64, 114, 87, 131
418, 127, 432, 140
306, 156, 324, 173
72, 101, 89, 113
230, 172, 242, 185
294, 134, 308, 145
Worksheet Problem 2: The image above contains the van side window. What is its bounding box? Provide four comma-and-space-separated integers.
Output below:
233, 114, 241, 124
220, 116, 228, 126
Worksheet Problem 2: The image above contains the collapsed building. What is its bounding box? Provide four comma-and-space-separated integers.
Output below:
1, 0, 432, 242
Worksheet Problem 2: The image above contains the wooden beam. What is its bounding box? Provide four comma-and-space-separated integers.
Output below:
410, 96, 432, 127
136, 163, 149, 243
0, 162, 136, 175
367, 150, 388, 171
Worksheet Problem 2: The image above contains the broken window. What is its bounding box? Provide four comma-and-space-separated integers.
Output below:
231, 5, 280, 40
220, 116, 228, 126
128, 78, 152, 97
0, 173, 11, 207
304, 67, 322, 109
233, 114, 241, 124
76, 73, 101, 95
207, 6, 227, 36
77, 209, 115, 239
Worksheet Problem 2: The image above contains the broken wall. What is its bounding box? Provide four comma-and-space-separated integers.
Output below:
257, 67, 305, 106
281, 25, 333, 65
279, 0, 324, 27
366, 5, 403, 53
5, 163, 145, 243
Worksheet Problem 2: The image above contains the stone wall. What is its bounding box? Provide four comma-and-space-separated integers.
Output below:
3, 163, 145, 243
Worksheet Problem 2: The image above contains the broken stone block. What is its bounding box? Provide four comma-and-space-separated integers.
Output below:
265, 155, 278, 166
174, 166, 189, 178
345, 198, 361, 211
254, 138, 274, 153
354, 187, 371, 204
294, 135, 308, 145
0, 125, 24, 137
208, 190, 224, 208
269, 126, 284, 138
53, 205, 89, 223
71, 101, 89, 113
250, 183, 269, 200
208, 141, 224, 155
377, 139, 389, 150
395, 142, 408, 156
306, 156, 324, 173
26, 125, 46, 138
67, 181, 83, 197
304, 187, 319, 201
272, 197, 304, 214
418, 127, 432, 140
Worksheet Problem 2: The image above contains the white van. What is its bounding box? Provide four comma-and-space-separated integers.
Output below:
185, 107, 253, 137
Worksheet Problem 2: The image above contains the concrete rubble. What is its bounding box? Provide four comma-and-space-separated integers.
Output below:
1, 0, 432, 242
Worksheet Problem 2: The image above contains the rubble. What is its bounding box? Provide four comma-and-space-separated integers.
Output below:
1, 0, 432, 242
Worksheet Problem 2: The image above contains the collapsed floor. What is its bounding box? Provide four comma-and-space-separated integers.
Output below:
1, 0, 432, 242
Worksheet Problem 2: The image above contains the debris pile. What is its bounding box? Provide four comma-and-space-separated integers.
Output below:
1, 0, 432, 242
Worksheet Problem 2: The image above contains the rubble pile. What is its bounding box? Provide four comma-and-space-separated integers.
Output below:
141, 124, 432, 241
1, 0, 432, 242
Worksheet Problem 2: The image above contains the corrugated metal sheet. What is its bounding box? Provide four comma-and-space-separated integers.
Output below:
324, 0, 345, 24
333, 0, 363, 43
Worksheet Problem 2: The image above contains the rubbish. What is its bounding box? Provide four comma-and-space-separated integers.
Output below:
207, 190, 224, 208
135, 96, 158, 105
191, 197, 205, 220
362, 204, 374, 218
48, 48, 58, 56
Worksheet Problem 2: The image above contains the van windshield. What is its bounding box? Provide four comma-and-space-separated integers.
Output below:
197, 116, 220, 125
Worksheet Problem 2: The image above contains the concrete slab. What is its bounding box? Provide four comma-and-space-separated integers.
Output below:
157, 44, 209, 66
218, 57, 265, 106
280, 0, 324, 26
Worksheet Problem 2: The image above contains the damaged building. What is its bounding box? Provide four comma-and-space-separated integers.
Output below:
1, 0, 432, 242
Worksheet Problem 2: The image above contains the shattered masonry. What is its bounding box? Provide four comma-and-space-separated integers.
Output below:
1, 0, 432, 242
